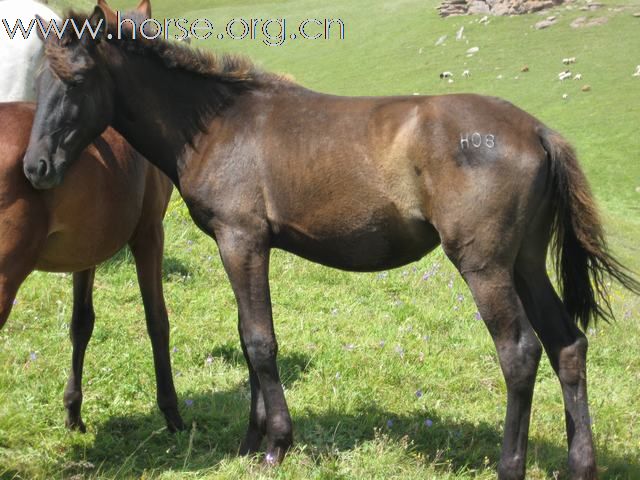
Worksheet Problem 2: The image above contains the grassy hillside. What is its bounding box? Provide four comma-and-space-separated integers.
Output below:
1, 0, 639, 478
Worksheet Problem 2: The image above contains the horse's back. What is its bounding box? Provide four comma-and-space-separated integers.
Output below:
0, 0, 60, 102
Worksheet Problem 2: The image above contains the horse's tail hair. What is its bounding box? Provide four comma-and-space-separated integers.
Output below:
539, 127, 640, 330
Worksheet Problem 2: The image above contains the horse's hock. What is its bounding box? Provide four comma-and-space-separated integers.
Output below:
438, 0, 565, 17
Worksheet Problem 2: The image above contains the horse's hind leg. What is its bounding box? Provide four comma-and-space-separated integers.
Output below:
515, 254, 596, 479
457, 266, 542, 480
441, 224, 542, 479
64, 269, 96, 432
130, 223, 184, 432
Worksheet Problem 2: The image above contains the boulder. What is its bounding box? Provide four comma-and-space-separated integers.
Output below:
535, 18, 557, 28
438, 0, 565, 17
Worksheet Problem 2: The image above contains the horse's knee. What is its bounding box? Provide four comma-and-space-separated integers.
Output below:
244, 333, 278, 368
558, 335, 588, 386
498, 332, 542, 391
70, 307, 95, 340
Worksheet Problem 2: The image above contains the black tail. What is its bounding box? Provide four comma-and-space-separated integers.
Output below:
539, 127, 640, 330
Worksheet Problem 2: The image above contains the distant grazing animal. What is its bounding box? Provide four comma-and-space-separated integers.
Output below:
439, 71, 453, 79
573, 73, 582, 80
633, 65, 640, 77
24, 1, 640, 478
462, 69, 470, 78
558, 70, 572, 81
0, 0, 60, 101
563, 57, 576, 65
0, 0, 184, 436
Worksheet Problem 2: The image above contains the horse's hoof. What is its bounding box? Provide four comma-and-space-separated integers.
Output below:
263, 452, 281, 467
240, 429, 264, 456
165, 412, 186, 433
65, 417, 86, 433
261, 445, 288, 467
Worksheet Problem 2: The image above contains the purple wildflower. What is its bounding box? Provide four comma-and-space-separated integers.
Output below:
415, 389, 423, 398
184, 399, 194, 407
172, 346, 178, 353
378, 272, 389, 280
386, 419, 394, 428
205, 355, 213, 366
265, 452, 277, 465
12, 298, 18, 306
424, 419, 433, 428
422, 272, 431, 281
379, 340, 386, 348
29, 352, 37, 361
474, 312, 482, 321
394, 345, 405, 358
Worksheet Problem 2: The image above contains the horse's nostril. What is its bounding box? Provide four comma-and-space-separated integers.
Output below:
37, 159, 48, 178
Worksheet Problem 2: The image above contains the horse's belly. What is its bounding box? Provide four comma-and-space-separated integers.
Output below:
35, 181, 146, 272
273, 219, 441, 272
35, 225, 134, 273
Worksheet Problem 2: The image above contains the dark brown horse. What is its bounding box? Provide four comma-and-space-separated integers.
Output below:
23, 3, 639, 478
0, 101, 183, 433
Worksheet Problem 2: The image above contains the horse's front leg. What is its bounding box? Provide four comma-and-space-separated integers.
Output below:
130, 224, 184, 432
64, 269, 96, 432
216, 227, 292, 464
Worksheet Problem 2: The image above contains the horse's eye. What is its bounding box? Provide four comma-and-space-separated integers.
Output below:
68, 104, 81, 119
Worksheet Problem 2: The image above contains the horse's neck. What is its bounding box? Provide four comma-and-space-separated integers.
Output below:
110, 54, 224, 187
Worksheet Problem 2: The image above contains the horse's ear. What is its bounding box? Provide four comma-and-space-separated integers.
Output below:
136, 0, 152, 18
34, 14, 49, 42
96, 0, 118, 25
85, 6, 107, 45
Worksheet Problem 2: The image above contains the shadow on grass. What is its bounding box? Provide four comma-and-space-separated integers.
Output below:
52, 378, 640, 479
21, 343, 631, 479
57, 396, 640, 479
207, 344, 311, 388
98, 247, 192, 281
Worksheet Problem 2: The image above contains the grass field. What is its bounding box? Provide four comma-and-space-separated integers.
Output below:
1, 0, 639, 478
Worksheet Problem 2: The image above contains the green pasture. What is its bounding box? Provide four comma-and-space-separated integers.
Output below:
1, 0, 639, 478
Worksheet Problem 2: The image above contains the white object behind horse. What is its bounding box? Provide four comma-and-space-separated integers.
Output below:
0, 0, 61, 101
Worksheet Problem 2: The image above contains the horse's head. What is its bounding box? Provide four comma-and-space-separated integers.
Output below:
23, 0, 151, 190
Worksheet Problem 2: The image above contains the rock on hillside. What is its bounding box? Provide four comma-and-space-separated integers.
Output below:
438, 0, 565, 17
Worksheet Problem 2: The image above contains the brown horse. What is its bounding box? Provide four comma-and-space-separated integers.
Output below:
0, 102, 183, 433
22, 3, 639, 479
